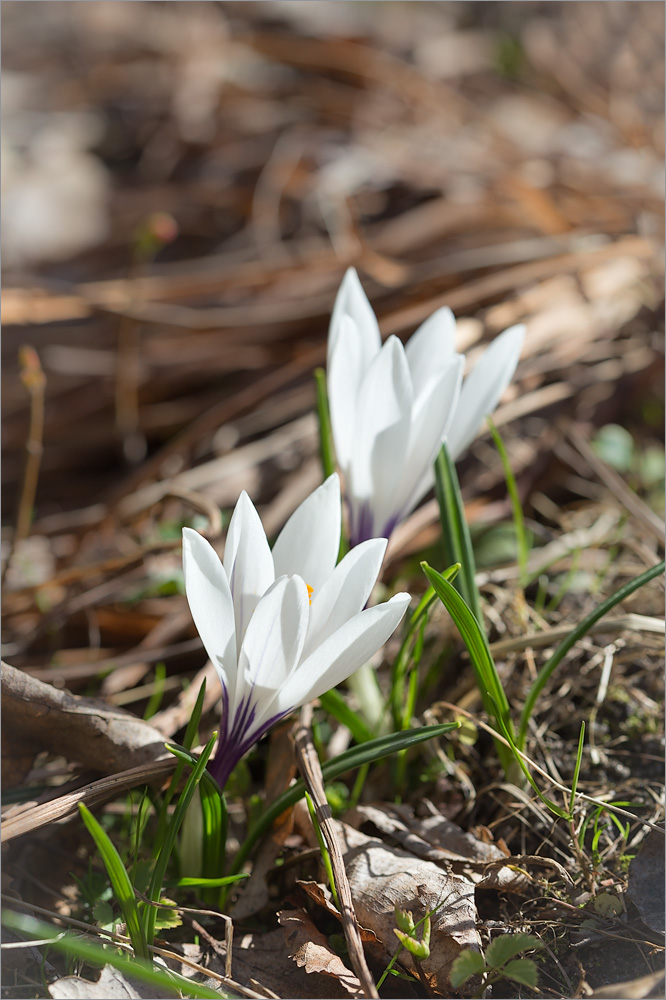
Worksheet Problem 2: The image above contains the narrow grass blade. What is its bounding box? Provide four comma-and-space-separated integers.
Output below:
434, 442, 484, 628
401, 622, 424, 732
393, 616, 427, 791
390, 576, 454, 733
200, 780, 225, 878
518, 559, 665, 749
181, 680, 207, 753
157, 678, 207, 845
78, 804, 149, 962
569, 722, 585, 816
199, 777, 228, 907
319, 689, 374, 743
143, 661, 167, 720
165, 744, 225, 796
421, 561, 514, 775
411, 583, 443, 624
487, 416, 530, 587
230, 721, 460, 874
314, 367, 347, 560
2, 910, 236, 999
165, 873, 249, 888
130, 789, 152, 886
314, 367, 337, 480
144, 733, 217, 945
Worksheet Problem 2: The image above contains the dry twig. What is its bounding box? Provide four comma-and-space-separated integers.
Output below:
294, 703, 379, 999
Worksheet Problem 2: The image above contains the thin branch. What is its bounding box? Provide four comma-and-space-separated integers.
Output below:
294, 703, 379, 1000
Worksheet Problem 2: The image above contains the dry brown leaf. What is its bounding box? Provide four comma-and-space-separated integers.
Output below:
48, 966, 172, 999
348, 802, 506, 863
337, 823, 481, 996
278, 908, 363, 997
185, 929, 364, 999
296, 880, 385, 961
346, 802, 530, 894
1, 661, 167, 785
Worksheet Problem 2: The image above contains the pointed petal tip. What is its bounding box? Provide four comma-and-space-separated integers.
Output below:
334, 267, 367, 315
384, 333, 405, 355
182, 525, 212, 556
235, 489, 254, 511
321, 470, 341, 494
272, 472, 342, 590
340, 265, 362, 290
429, 304, 456, 326
497, 323, 526, 353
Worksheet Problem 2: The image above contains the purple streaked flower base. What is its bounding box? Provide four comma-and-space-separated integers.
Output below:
207, 688, 289, 789
348, 499, 399, 549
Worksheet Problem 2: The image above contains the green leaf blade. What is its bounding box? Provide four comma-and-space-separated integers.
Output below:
487, 416, 530, 587
502, 958, 540, 988
167, 873, 249, 889
485, 932, 542, 969
319, 688, 374, 743
78, 803, 149, 962
145, 732, 217, 945
434, 442, 484, 626
2, 910, 236, 999
421, 560, 514, 774
314, 367, 337, 481
449, 948, 485, 989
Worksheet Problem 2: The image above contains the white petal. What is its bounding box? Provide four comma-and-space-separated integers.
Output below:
223, 492, 275, 647
327, 315, 363, 470
274, 593, 411, 714
272, 474, 341, 592
182, 528, 237, 696
327, 267, 381, 368
405, 306, 457, 398
447, 324, 525, 460
394, 354, 464, 520
304, 537, 387, 658
350, 336, 413, 537
237, 574, 309, 731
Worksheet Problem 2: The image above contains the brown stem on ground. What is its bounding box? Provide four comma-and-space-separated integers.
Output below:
294, 702, 380, 999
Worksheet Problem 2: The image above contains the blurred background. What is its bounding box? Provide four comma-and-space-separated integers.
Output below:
2, 0, 664, 563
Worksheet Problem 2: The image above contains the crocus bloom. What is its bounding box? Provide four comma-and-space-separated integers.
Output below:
182, 474, 410, 788
327, 268, 525, 545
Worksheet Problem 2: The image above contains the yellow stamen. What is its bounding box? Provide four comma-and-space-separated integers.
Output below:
306, 584, 313, 605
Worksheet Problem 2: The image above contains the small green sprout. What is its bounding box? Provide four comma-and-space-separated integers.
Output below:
394, 906, 431, 961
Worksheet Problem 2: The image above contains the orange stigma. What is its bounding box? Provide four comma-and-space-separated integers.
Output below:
306, 584, 313, 605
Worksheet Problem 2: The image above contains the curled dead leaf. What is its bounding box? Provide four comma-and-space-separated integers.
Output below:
278, 908, 363, 997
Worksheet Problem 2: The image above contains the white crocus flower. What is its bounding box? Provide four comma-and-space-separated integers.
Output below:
327, 269, 525, 545
182, 474, 410, 788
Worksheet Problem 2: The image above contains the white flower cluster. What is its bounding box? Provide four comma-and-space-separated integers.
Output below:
183, 269, 523, 786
